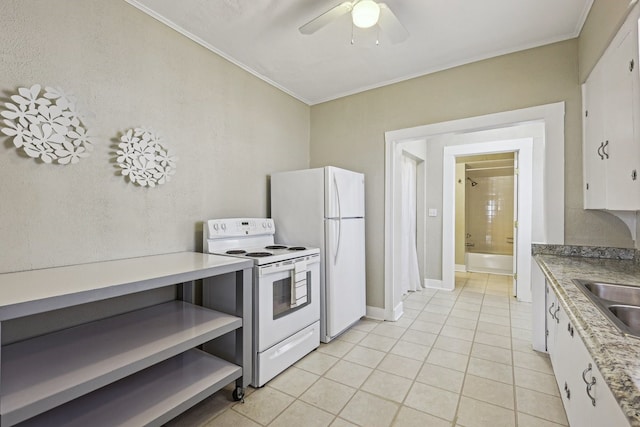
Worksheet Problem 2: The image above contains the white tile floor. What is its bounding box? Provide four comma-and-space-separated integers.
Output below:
167, 272, 568, 427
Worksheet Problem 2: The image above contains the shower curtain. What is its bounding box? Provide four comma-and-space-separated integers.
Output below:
400, 155, 422, 293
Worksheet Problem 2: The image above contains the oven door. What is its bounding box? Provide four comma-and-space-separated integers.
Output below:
255, 255, 320, 352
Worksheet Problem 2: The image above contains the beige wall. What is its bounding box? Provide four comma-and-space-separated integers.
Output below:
0, 1, 310, 273
578, 0, 635, 82
310, 39, 634, 309
2, 1, 635, 315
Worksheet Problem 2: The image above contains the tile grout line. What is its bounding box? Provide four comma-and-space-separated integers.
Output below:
389, 285, 447, 426
204, 273, 553, 427
510, 280, 519, 427
451, 272, 489, 426
312, 312, 422, 426
450, 274, 475, 426
378, 286, 438, 426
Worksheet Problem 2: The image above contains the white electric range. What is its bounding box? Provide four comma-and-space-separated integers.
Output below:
203, 218, 320, 387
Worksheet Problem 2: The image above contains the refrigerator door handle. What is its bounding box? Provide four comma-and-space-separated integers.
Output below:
335, 217, 342, 265
333, 174, 342, 219
333, 174, 342, 265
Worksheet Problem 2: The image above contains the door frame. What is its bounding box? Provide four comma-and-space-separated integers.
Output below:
443, 139, 533, 299
383, 102, 564, 320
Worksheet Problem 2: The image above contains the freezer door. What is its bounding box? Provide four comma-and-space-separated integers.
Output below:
325, 167, 365, 219
324, 218, 366, 340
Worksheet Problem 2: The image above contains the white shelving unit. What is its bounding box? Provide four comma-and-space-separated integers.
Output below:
0, 252, 253, 427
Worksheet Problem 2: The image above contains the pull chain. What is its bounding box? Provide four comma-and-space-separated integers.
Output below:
351, 21, 355, 45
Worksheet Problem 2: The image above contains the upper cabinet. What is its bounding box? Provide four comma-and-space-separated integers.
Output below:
582, 7, 640, 211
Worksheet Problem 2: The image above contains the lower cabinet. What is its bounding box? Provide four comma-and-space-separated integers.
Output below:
545, 287, 630, 427
545, 281, 559, 357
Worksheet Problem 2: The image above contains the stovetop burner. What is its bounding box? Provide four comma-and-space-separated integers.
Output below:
226, 250, 247, 255
265, 245, 287, 250
288, 246, 306, 251
245, 252, 273, 258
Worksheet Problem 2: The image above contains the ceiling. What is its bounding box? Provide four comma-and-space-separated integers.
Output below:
126, 0, 593, 105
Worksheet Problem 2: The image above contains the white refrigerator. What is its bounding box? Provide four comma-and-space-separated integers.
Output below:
271, 166, 366, 343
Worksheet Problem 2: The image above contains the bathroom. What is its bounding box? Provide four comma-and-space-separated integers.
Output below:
455, 153, 516, 276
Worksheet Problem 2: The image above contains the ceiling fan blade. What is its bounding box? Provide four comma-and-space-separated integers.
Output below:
377, 3, 409, 43
299, 1, 354, 35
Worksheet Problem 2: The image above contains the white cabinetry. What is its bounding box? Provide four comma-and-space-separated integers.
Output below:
582, 6, 640, 210
582, 59, 607, 209
0, 252, 253, 427
545, 281, 560, 357
545, 286, 629, 427
552, 303, 593, 427
531, 258, 548, 352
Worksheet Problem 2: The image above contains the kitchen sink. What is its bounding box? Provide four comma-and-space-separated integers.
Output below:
608, 305, 640, 331
582, 282, 640, 305
573, 279, 640, 338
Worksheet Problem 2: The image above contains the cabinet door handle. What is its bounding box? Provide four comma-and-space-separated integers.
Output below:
554, 306, 560, 323
567, 322, 574, 337
597, 142, 604, 160
603, 140, 609, 159
586, 379, 597, 406
582, 363, 592, 384
582, 363, 597, 406
548, 302, 555, 319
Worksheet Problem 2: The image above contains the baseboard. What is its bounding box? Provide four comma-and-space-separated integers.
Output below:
467, 267, 513, 275
425, 278, 454, 291
365, 305, 386, 321
386, 301, 403, 321
424, 278, 443, 289
455, 264, 467, 272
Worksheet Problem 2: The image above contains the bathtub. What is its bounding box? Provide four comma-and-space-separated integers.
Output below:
465, 252, 513, 275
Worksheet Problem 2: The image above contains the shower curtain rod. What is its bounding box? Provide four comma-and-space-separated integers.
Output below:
465, 166, 514, 172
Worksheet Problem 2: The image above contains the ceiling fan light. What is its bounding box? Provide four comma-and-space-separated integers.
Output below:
352, 0, 380, 29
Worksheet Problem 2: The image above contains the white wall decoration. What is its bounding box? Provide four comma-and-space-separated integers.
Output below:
1, 84, 93, 164
116, 127, 177, 187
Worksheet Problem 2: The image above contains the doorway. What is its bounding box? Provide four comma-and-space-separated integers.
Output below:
389, 141, 426, 321
383, 103, 565, 322
396, 154, 421, 293
443, 138, 533, 299
456, 153, 516, 278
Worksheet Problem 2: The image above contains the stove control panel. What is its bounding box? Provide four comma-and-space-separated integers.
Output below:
205, 218, 274, 238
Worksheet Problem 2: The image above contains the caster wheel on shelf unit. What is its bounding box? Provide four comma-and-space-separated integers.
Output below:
232, 387, 245, 402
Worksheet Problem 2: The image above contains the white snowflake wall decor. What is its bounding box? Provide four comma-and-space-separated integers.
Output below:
1, 84, 93, 164
116, 127, 177, 187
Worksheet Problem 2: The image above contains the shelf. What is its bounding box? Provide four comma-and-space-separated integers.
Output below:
1, 301, 241, 426
18, 349, 241, 427
0, 252, 253, 321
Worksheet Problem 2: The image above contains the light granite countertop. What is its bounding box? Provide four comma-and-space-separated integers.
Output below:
534, 254, 640, 426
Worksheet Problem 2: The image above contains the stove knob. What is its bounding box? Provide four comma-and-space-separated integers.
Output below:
262, 222, 267, 228
213, 223, 219, 231
221, 223, 227, 231
268, 222, 273, 228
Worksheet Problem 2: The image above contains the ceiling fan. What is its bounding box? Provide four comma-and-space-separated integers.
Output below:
299, 0, 409, 44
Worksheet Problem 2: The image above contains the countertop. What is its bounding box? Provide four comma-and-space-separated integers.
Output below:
0, 252, 253, 321
534, 254, 640, 426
